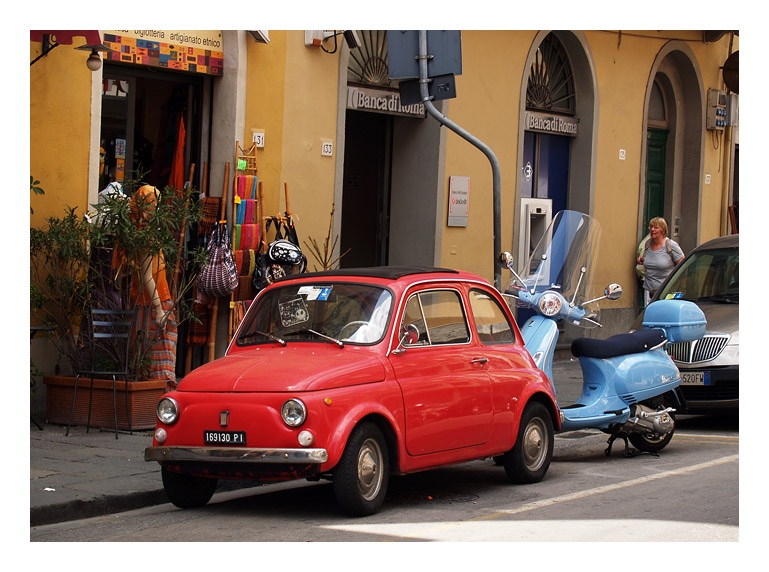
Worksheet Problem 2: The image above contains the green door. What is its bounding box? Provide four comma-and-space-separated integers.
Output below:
644, 128, 668, 224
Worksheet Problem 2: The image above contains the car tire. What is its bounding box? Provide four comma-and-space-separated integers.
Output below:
333, 422, 389, 516
503, 402, 554, 484
161, 466, 218, 509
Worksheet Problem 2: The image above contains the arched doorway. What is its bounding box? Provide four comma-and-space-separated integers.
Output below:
515, 32, 597, 328
640, 42, 705, 255
516, 31, 597, 265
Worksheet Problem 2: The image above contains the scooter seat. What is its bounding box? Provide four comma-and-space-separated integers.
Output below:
571, 329, 666, 359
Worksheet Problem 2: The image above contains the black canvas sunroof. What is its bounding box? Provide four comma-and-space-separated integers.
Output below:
275, 266, 459, 282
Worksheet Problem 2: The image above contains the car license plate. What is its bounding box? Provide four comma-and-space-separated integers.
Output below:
681, 371, 710, 386
204, 430, 247, 446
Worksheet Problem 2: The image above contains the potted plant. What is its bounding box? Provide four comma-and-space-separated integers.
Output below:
31, 177, 206, 430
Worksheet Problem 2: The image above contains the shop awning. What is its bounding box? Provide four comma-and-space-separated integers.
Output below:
30, 30, 103, 45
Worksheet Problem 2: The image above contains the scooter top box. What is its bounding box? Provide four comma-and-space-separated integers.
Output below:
642, 299, 706, 342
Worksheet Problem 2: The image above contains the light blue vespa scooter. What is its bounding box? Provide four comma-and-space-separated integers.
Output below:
500, 210, 706, 456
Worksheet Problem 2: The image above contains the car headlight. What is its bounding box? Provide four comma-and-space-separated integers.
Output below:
538, 292, 562, 317
157, 397, 179, 425
281, 398, 307, 427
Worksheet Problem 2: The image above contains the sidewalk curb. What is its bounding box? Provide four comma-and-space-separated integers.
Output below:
31, 489, 168, 527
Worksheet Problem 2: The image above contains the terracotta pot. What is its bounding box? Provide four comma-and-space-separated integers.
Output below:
44, 376, 166, 431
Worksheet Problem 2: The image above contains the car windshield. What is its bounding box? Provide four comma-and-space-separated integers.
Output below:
657, 246, 738, 303
236, 282, 393, 346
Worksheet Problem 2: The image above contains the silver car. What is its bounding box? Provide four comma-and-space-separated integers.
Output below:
633, 234, 739, 414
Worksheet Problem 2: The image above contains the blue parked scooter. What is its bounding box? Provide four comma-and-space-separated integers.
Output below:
500, 210, 706, 456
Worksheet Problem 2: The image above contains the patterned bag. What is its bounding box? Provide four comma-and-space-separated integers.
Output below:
197, 222, 239, 298
252, 217, 307, 294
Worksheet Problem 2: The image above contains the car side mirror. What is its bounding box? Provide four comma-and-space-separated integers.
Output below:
392, 324, 419, 355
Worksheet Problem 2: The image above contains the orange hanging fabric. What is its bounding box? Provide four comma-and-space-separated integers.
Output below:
168, 115, 186, 193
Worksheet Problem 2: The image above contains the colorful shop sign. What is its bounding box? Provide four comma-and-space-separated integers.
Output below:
103, 30, 223, 75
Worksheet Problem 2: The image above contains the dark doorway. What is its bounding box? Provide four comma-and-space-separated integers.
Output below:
522, 130, 570, 215
340, 110, 392, 268
100, 65, 203, 192
644, 128, 669, 225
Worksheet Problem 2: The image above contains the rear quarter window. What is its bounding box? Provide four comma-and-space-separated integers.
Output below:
469, 289, 516, 344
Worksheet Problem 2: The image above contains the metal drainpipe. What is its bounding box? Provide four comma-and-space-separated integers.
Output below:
417, 30, 502, 289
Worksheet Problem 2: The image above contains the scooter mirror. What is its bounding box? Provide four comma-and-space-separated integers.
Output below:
498, 251, 514, 268
604, 283, 623, 300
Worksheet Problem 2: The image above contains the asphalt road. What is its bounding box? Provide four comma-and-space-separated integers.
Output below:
30, 413, 738, 545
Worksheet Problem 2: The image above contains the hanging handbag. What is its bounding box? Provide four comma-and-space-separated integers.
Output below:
197, 222, 239, 298
252, 217, 307, 294
268, 216, 307, 273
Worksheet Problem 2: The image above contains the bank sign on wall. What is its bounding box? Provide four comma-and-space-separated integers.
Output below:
347, 86, 425, 118
524, 111, 578, 137
103, 30, 223, 75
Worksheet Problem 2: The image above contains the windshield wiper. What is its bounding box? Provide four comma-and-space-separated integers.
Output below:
241, 329, 286, 346
292, 328, 344, 348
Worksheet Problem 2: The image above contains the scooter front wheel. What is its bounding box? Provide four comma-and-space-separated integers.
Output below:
503, 402, 554, 484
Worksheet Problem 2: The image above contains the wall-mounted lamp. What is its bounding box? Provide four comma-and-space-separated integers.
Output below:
30, 31, 114, 71
305, 30, 360, 53
76, 43, 114, 72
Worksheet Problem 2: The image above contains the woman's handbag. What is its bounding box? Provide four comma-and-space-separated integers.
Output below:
197, 222, 239, 298
252, 217, 307, 293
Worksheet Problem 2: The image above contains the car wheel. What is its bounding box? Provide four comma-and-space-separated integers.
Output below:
161, 466, 218, 509
333, 422, 389, 516
503, 402, 554, 484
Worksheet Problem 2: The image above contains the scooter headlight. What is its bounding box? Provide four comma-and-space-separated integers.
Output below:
538, 293, 562, 317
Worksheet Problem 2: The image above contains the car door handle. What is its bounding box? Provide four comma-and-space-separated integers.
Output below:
470, 357, 489, 365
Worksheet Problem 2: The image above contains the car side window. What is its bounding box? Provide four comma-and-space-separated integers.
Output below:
469, 289, 515, 344
401, 289, 470, 346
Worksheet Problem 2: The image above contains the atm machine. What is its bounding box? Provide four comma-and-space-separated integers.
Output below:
514, 198, 552, 325
517, 198, 552, 275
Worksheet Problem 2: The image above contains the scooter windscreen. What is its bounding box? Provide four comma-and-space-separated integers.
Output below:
517, 210, 602, 327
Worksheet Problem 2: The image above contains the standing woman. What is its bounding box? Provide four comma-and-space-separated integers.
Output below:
637, 217, 685, 306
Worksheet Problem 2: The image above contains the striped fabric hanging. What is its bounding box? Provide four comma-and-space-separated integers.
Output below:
235, 175, 257, 200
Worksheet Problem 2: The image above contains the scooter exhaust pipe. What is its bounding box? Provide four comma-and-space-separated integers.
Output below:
627, 405, 676, 435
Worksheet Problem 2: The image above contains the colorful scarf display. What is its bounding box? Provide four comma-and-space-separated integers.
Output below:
235, 175, 257, 200
234, 224, 260, 251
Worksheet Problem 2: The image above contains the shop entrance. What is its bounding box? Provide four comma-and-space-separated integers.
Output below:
99, 65, 203, 192
340, 109, 392, 268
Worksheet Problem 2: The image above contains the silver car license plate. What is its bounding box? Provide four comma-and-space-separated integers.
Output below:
681, 371, 710, 386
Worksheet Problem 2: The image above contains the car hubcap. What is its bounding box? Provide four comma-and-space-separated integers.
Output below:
357, 438, 383, 501
523, 418, 547, 471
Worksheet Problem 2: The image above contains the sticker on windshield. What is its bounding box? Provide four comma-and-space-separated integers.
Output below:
279, 297, 310, 327
316, 287, 332, 301
665, 292, 684, 299
301, 286, 333, 301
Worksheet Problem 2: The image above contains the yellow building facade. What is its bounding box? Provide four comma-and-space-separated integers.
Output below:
30, 29, 738, 371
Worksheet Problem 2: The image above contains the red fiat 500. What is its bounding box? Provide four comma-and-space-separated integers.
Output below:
145, 267, 560, 515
